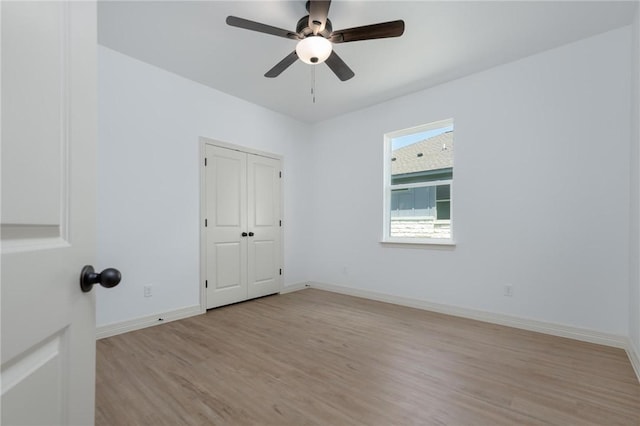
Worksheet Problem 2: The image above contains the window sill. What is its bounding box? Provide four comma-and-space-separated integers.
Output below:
380, 238, 456, 247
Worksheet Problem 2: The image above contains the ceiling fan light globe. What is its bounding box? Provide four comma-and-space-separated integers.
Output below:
296, 36, 332, 65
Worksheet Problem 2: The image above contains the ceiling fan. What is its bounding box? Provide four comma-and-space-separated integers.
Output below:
226, 0, 405, 81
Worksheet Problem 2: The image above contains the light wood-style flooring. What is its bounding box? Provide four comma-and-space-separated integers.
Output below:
96, 289, 640, 425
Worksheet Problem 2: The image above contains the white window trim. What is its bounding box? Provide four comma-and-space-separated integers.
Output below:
390, 178, 452, 192
381, 238, 456, 246
382, 119, 455, 246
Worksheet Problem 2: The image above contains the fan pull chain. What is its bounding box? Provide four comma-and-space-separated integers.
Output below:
311, 66, 316, 104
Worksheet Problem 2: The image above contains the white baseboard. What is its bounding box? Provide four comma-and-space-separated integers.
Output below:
280, 282, 311, 294
96, 283, 309, 340
96, 305, 204, 340
627, 340, 640, 382
308, 281, 628, 350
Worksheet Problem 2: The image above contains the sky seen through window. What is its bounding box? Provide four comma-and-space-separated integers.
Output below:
391, 124, 454, 151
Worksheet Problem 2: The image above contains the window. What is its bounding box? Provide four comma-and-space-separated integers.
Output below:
383, 119, 454, 244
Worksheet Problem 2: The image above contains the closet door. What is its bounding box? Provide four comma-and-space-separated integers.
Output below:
247, 154, 282, 299
205, 146, 247, 309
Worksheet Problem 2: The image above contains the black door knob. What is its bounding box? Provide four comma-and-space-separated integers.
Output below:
80, 265, 122, 293
241, 232, 248, 237
248, 232, 254, 237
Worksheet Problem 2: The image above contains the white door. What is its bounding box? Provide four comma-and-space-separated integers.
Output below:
1, 2, 100, 425
205, 145, 248, 308
204, 144, 281, 309
247, 154, 282, 299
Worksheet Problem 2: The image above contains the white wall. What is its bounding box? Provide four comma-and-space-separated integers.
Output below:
630, 6, 640, 356
98, 26, 636, 340
97, 46, 311, 327
308, 27, 632, 335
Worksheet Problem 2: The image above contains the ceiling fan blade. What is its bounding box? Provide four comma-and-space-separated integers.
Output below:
226, 16, 300, 40
308, 0, 331, 35
330, 20, 405, 43
265, 51, 299, 78
325, 50, 354, 81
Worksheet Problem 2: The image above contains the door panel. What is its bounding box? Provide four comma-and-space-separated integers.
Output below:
247, 154, 281, 299
1, 2, 97, 424
253, 240, 276, 283
2, 2, 62, 230
2, 334, 65, 425
215, 242, 242, 289
253, 163, 275, 226
206, 146, 247, 308
214, 156, 243, 227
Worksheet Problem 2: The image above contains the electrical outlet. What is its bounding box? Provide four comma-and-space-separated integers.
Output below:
144, 285, 152, 297
504, 284, 513, 297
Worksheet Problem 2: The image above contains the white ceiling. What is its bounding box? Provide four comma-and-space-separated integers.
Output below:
98, 1, 637, 123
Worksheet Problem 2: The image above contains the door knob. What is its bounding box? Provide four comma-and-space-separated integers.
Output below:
80, 265, 121, 293
248, 232, 254, 237
241, 232, 248, 237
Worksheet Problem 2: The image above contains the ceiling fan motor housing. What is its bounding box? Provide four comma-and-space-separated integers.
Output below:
296, 16, 332, 38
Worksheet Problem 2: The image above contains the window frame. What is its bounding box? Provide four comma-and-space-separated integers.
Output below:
382, 119, 455, 246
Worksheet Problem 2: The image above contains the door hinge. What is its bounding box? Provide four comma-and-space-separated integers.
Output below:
205, 218, 208, 227
279, 171, 282, 178
204, 158, 207, 166
279, 220, 282, 227
205, 280, 208, 288
279, 268, 282, 275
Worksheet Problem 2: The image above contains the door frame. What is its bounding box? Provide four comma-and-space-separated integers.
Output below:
198, 137, 284, 311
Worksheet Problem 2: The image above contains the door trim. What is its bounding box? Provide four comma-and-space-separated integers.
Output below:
199, 137, 284, 312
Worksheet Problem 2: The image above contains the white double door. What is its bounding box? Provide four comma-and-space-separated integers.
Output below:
205, 144, 282, 309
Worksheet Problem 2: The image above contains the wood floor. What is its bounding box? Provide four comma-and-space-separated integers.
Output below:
96, 289, 640, 425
